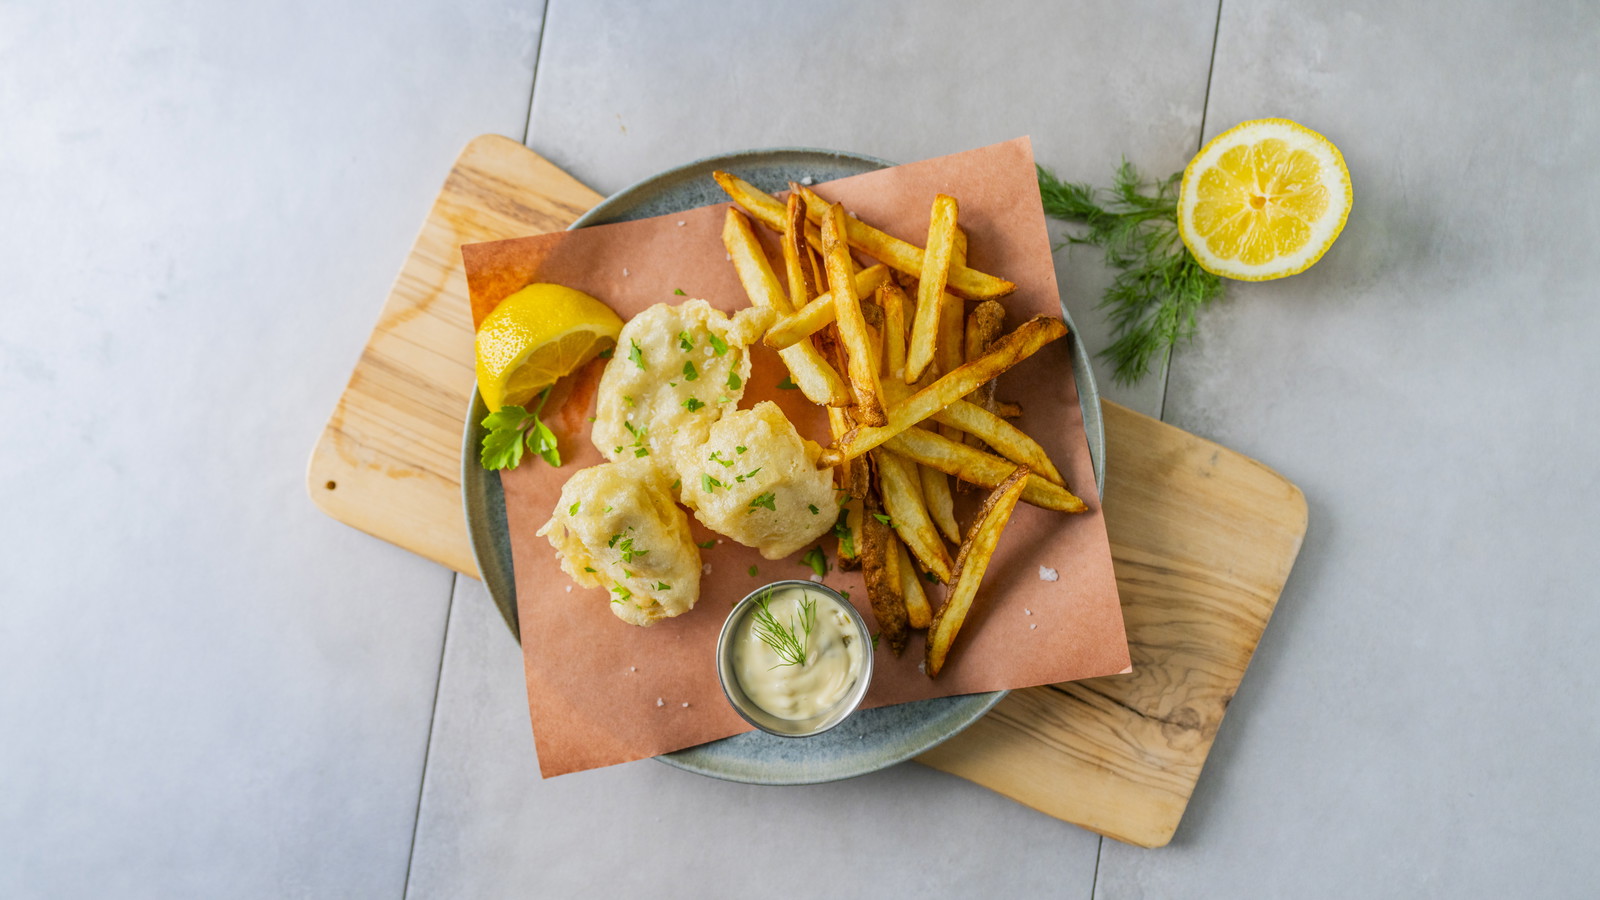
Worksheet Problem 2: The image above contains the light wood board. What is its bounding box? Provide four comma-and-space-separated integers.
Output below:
307, 135, 1307, 847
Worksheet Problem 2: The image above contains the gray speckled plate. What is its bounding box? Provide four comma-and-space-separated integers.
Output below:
462, 148, 1103, 785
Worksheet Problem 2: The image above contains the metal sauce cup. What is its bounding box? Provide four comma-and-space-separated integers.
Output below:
716, 580, 874, 738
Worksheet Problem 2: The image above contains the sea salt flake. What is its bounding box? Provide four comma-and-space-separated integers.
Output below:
1024, 608, 1032, 615
622, 267, 630, 277
565, 585, 572, 593
681, 702, 689, 708
676, 220, 685, 226
799, 175, 815, 185
1038, 566, 1059, 582
702, 563, 713, 575
656, 698, 663, 707
1029, 623, 1038, 631
917, 661, 927, 674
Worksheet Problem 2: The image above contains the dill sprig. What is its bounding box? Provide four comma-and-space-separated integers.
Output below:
1037, 162, 1224, 385
750, 589, 816, 669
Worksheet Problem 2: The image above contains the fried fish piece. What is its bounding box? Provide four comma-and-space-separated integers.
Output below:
592, 299, 773, 473
678, 401, 835, 560
537, 457, 701, 627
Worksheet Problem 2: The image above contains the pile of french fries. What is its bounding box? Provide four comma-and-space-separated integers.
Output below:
716, 173, 1086, 676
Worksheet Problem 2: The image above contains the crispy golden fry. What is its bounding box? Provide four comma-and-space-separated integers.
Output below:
879, 282, 908, 378
920, 462, 960, 544
793, 184, 1015, 300
936, 224, 968, 383
818, 315, 1068, 464
764, 266, 890, 350
907, 194, 959, 382
713, 170, 820, 243
826, 406, 860, 570
885, 426, 1085, 513
925, 465, 1031, 676
782, 191, 818, 308
821, 202, 887, 426
931, 398, 1065, 486
721, 209, 851, 408
861, 483, 907, 656
964, 300, 1006, 440
895, 539, 932, 628
874, 448, 953, 582
996, 400, 1022, 419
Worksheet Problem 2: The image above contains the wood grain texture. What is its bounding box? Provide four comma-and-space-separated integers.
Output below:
306, 136, 1306, 846
307, 136, 602, 575
917, 402, 1307, 846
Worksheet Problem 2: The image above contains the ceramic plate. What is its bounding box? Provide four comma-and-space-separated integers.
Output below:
462, 148, 1103, 784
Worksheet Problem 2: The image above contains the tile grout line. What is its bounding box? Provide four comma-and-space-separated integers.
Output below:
1090, 835, 1103, 900
522, 0, 554, 146
402, 4, 550, 891
401, 573, 458, 899
1157, 0, 1225, 424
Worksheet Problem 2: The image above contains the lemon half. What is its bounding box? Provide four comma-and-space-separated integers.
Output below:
1178, 118, 1352, 281
475, 283, 624, 412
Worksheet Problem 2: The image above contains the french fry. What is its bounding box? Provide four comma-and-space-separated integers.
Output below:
782, 191, 818, 308
879, 282, 908, 378
929, 399, 1066, 486
713, 170, 819, 244
920, 463, 961, 544
885, 426, 1086, 513
895, 539, 932, 629
861, 484, 907, 656
793, 184, 1015, 300
827, 407, 862, 570
874, 448, 953, 581
936, 223, 968, 383
963, 300, 1006, 442
907, 195, 959, 382
821, 201, 887, 426
722, 209, 852, 407
996, 400, 1022, 419
818, 315, 1069, 464
764, 266, 891, 350
925, 465, 1031, 677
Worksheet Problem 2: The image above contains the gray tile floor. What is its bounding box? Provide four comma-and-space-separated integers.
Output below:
3, 2, 1597, 897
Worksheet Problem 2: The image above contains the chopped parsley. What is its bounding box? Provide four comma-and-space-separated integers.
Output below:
678, 331, 693, 351
776, 375, 799, 390
597, 348, 613, 359
628, 339, 645, 370
735, 445, 747, 455
734, 467, 763, 484
709, 450, 735, 468
872, 513, 895, 526
654, 581, 672, 591
800, 546, 828, 578
697, 540, 716, 549
682, 360, 699, 381
569, 501, 580, 515
684, 397, 706, 412
726, 371, 742, 390
610, 584, 632, 604
622, 395, 635, 407
748, 491, 777, 513
708, 333, 729, 356
702, 473, 723, 493
673, 288, 686, 296
832, 509, 855, 557
748, 565, 760, 577
670, 478, 681, 491
808, 504, 820, 515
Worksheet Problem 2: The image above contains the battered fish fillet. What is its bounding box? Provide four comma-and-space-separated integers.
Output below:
592, 300, 773, 476
678, 401, 836, 560
537, 457, 701, 626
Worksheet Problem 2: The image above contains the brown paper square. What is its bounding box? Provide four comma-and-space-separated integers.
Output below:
462, 137, 1128, 778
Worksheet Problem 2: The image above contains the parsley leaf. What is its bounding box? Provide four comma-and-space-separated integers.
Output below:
800, 546, 828, 578
628, 339, 646, 370
697, 540, 716, 549
678, 331, 693, 351
568, 501, 580, 515
808, 504, 820, 515
684, 397, 706, 412
654, 581, 672, 591
708, 333, 729, 356
701, 473, 723, 493
597, 348, 613, 359
683, 360, 699, 381
872, 513, 894, 526
479, 388, 562, 470
673, 288, 686, 296
748, 565, 759, 577
832, 509, 855, 557
726, 371, 742, 390
776, 375, 799, 390
748, 491, 777, 513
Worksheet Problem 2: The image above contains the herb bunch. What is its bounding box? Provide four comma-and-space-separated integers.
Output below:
1037, 162, 1224, 385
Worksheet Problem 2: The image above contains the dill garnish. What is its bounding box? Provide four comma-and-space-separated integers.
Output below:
750, 589, 816, 668
1037, 162, 1224, 385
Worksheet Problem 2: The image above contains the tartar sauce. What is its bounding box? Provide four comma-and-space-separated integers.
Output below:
732, 586, 866, 720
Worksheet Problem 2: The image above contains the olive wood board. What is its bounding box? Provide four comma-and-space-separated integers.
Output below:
307, 134, 1308, 847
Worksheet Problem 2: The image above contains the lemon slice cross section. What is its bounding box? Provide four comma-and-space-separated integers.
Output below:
475, 283, 624, 412
1178, 118, 1352, 281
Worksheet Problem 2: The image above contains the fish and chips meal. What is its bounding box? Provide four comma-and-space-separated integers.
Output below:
478, 171, 1088, 679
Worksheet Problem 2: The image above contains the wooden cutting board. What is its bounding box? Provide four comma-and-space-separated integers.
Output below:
308, 135, 1307, 848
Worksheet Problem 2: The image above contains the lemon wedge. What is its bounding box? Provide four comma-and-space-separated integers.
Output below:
1178, 118, 1352, 281
475, 283, 624, 412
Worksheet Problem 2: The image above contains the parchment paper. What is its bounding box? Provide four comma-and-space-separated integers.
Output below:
462, 137, 1129, 778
